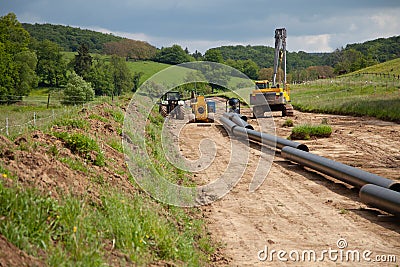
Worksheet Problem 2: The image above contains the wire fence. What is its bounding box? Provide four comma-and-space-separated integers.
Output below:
0, 95, 115, 137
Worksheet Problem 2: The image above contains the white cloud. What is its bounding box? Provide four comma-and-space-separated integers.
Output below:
288, 34, 332, 52
90, 27, 153, 43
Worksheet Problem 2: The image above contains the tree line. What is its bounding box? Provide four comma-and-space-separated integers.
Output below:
3, 13, 399, 101
0, 13, 135, 105
22, 21, 400, 83
208, 36, 400, 82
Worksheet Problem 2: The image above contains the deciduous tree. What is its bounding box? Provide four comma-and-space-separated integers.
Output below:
62, 72, 94, 105
34, 39, 67, 86
0, 13, 38, 103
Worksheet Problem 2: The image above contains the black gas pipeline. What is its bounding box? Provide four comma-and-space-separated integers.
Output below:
220, 115, 400, 216
360, 184, 400, 217
222, 113, 253, 130
221, 113, 309, 152
281, 146, 400, 191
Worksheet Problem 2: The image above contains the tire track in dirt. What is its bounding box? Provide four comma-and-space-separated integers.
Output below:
177, 107, 399, 266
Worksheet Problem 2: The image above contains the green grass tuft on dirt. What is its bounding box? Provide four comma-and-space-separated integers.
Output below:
290, 124, 332, 140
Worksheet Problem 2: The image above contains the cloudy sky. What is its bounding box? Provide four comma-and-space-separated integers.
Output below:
2, 0, 400, 53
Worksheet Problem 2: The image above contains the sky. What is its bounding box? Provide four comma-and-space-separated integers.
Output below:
1, 0, 400, 54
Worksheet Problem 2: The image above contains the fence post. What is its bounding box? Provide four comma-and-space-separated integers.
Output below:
33, 112, 36, 127
6, 117, 8, 136
47, 94, 50, 109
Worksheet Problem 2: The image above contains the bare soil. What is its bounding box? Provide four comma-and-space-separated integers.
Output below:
178, 103, 400, 266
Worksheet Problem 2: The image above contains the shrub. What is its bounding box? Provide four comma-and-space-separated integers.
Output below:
62, 72, 94, 105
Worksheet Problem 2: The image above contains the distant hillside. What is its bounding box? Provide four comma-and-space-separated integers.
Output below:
208, 45, 329, 71
22, 22, 400, 75
346, 36, 400, 63
22, 23, 123, 53
349, 57, 400, 77
208, 35, 400, 73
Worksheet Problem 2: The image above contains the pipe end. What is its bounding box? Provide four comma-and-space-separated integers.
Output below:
245, 125, 254, 130
388, 182, 400, 193
297, 144, 309, 152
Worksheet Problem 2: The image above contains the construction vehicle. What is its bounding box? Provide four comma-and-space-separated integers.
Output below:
159, 91, 185, 120
189, 93, 215, 123
250, 28, 294, 117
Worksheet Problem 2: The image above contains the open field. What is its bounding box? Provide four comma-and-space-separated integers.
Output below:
291, 62, 400, 122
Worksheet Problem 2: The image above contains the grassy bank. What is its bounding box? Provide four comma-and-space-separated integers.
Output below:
0, 96, 215, 265
291, 71, 400, 122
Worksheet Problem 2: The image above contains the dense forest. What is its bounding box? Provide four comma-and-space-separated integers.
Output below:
206, 45, 329, 71
22, 23, 123, 53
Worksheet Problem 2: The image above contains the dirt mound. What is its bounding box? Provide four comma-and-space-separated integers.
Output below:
0, 235, 44, 267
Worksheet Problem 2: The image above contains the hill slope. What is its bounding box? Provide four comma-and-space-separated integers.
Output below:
350, 57, 400, 77
22, 23, 123, 53
0, 97, 216, 266
291, 58, 400, 122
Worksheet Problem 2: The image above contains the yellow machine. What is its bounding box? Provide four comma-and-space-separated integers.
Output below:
250, 80, 293, 117
250, 28, 294, 117
189, 95, 215, 123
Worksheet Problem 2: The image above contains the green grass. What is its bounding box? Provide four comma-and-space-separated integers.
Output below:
54, 118, 89, 130
0, 176, 211, 266
290, 124, 332, 140
59, 157, 89, 174
291, 60, 400, 122
88, 114, 109, 123
126, 61, 171, 83
54, 131, 105, 167
0, 97, 215, 265
104, 108, 125, 124
348, 58, 400, 77
106, 136, 123, 153
282, 119, 294, 127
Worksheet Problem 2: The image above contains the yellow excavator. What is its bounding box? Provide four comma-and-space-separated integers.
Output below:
250, 28, 294, 117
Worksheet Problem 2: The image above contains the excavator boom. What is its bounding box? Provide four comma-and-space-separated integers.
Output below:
273, 28, 287, 87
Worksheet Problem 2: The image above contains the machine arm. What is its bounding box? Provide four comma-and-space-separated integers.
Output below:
272, 28, 287, 87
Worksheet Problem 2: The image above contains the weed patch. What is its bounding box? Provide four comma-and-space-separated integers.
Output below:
290, 124, 332, 140
88, 114, 109, 123
54, 118, 89, 130
105, 108, 124, 124
53, 132, 105, 166
282, 119, 294, 127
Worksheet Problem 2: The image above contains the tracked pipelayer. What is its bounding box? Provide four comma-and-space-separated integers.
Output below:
220, 113, 400, 217
250, 28, 294, 117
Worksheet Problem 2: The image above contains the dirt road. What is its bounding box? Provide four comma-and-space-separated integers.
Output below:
178, 106, 400, 266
